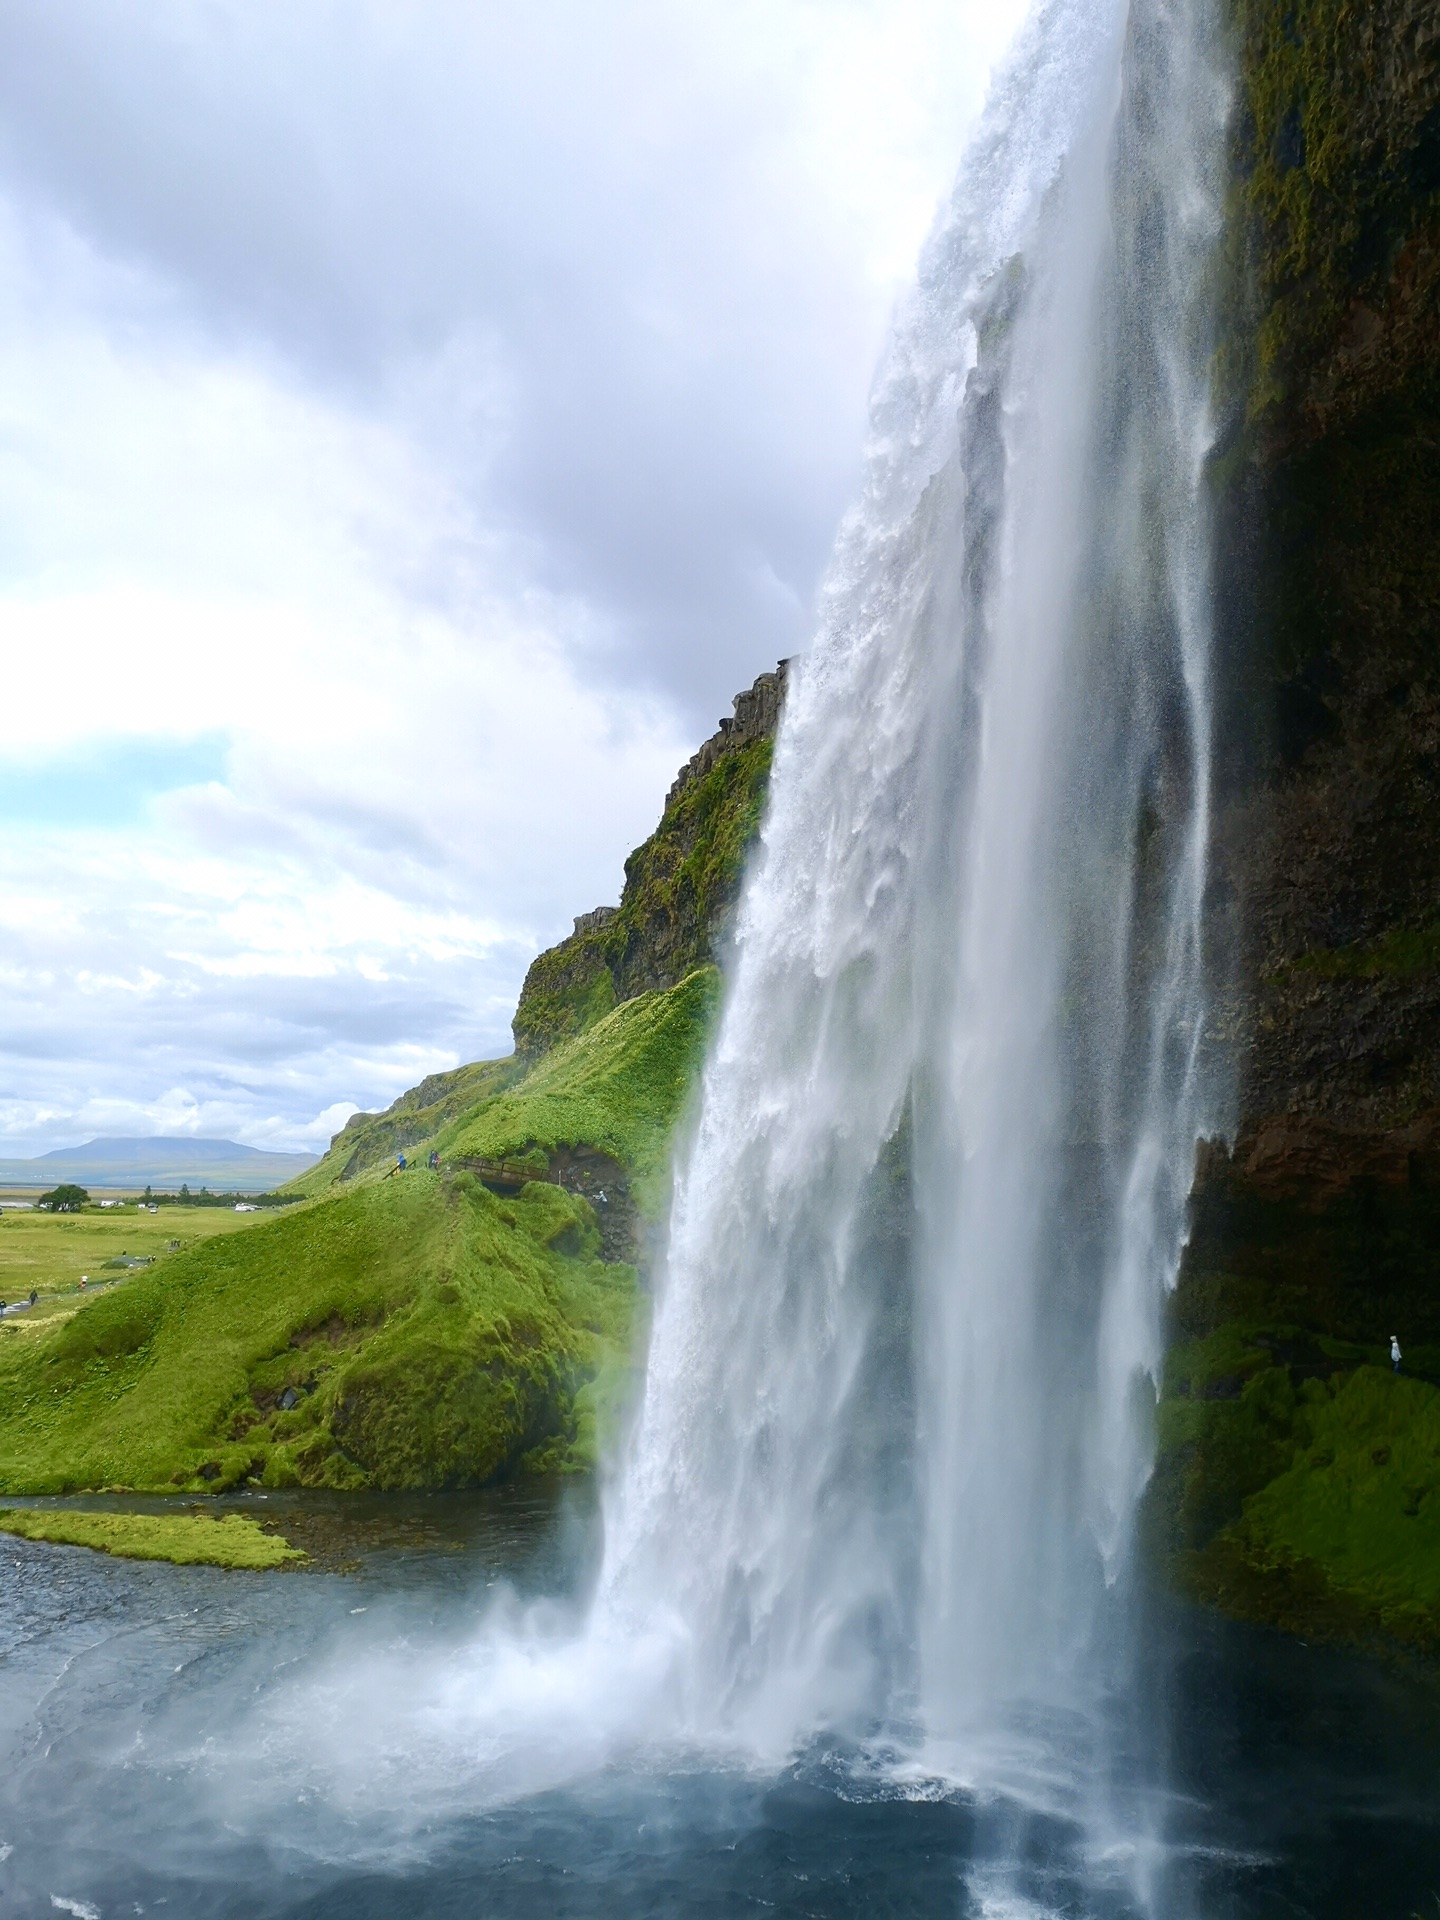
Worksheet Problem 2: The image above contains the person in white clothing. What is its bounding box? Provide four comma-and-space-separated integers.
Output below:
1391, 1334, 1402, 1374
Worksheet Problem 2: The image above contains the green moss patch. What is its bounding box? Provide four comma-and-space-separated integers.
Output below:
1227, 0, 1440, 435
1150, 1306, 1440, 1650
1279, 921, 1440, 982
0, 1507, 303, 1569
1233, 1370, 1440, 1627
1150, 1154, 1440, 1653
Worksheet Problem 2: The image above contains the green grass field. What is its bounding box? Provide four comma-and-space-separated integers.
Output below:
0, 1203, 274, 1309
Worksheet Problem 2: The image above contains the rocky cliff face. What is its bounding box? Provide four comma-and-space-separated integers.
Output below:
1220, 0, 1440, 1183
512, 663, 789, 1056
1152, 0, 1440, 1647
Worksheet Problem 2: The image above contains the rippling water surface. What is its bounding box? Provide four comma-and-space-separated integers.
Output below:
1, 1491, 1438, 1918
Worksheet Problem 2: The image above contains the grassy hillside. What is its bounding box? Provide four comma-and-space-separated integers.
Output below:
0, 1169, 634, 1495
0, 971, 720, 1497
290, 1056, 523, 1197
293, 967, 717, 1209
442, 968, 719, 1213
0, 641, 762, 1504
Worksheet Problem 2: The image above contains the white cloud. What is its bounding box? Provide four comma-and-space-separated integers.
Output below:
0, 0, 1029, 1152
0, 237, 686, 1149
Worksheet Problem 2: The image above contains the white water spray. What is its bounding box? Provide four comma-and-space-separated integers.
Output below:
594, 0, 1229, 1760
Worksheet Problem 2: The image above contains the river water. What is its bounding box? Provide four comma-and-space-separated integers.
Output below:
0, 1490, 1438, 1918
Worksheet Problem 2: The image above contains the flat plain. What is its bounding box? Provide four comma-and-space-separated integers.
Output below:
0, 1203, 279, 1325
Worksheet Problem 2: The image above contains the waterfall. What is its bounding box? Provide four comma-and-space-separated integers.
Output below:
179, 0, 1234, 1892
594, 0, 1229, 1761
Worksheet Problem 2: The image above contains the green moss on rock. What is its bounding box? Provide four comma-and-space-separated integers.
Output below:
608, 735, 775, 997
1278, 921, 1440, 982
1152, 1346, 1440, 1653
1147, 1156, 1440, 1651
513, 667, 784, 1057
510, 928, 619, 1060
1227, 0, 1440, 442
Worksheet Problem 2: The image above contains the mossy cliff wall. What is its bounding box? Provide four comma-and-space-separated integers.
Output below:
1153, 0, 1440, 1647
1221, 0, 1440, 1160
512, 664, 788, 1057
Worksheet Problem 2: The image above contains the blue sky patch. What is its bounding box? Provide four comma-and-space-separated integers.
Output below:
0, 734, 231, 828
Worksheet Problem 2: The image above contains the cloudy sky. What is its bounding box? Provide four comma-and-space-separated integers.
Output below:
0, 0, 1026, 1156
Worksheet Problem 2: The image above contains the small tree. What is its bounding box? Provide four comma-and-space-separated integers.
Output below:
38, 1184, 89, 1213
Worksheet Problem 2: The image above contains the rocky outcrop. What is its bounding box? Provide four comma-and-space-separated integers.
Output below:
571, 907, 618, 939
663, 665, 787, 808
512, 662, 790, 1056
1228, 1108, 1440, 1207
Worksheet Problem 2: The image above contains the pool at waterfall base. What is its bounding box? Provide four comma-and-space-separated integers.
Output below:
1, 1488, 1436, 1918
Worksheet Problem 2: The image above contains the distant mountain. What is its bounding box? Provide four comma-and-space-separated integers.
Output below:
0, 1137, 318, 1193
